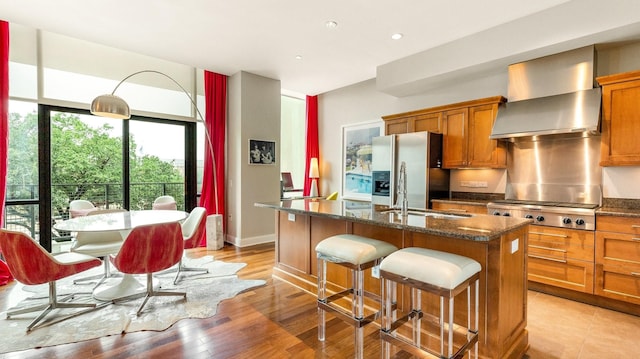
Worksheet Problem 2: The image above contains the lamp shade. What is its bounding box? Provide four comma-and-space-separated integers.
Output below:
309, 158, 319, 178
90, 94, 131, 119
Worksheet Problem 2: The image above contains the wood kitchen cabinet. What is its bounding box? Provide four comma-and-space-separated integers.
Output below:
413, 112, 442, 133
382, 96, 506, 169
441, 108, 468, 168
527, 225, 595, 294
384, 118, 410, 134
597, 70, 640, 166
382, 110, 442, 135
595, 215, 640, 305
442, 99, 507, 168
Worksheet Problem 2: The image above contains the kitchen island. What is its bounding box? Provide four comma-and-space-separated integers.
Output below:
256, 199, 532, 359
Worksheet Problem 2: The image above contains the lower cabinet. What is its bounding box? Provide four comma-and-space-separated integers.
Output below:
527, 225, 595, 293
595, 215, 640, 305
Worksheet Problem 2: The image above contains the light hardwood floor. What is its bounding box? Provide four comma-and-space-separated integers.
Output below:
1, 243, 639, 358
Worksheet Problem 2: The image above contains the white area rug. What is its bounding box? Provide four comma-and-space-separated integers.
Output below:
0, 256, 266, 354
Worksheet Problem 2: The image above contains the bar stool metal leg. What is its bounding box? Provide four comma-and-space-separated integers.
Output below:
448, 296, 454, 358
318, 257, 326, 341
474, 278, 479, 359
381, 277, 395, 359
412, 288, 421, 348
354, 267, 365, 359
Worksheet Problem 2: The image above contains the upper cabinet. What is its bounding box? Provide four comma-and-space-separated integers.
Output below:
383, 110, 442, 135
597, 70, 640, 166
382, 96, 506, 169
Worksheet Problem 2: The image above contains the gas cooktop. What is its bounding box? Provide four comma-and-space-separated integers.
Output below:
487, 200, 598, 230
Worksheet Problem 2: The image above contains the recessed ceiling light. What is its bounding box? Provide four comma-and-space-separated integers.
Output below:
391, 33, 403, 40
325, 20, 338, 29
295, 55, 303, 60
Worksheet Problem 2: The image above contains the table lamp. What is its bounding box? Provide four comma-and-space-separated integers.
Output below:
309, 157, 319, 197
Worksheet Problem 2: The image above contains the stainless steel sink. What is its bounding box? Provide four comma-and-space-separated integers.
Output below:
381, 208, 468, 219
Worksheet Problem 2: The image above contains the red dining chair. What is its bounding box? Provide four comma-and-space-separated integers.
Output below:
172, 207, 208, 284
0, 229, 103, 332
110, 221, 186, 316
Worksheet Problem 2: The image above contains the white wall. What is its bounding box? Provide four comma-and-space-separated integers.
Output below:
318, 42, 640, 201
318, 71, 508, 197
227, 71, 281, 246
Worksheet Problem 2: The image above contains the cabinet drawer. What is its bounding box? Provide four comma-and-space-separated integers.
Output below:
595, 263, 640, 305
528, 226, 594, 261
595, 231, 640, 267
596, 215, 640, 234
528, 256, 594, 293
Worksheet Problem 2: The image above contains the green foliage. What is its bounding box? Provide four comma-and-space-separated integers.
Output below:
6, 111, 38, 199
7, 111, 185, 215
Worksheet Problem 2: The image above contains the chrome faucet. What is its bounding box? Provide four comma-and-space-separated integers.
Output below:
396, 161, 408, 216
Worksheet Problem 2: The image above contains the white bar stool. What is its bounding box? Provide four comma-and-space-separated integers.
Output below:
379, 247, 481, 359
315, 234, 398, 359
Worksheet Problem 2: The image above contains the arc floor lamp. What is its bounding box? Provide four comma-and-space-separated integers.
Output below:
90, 70, 219, 215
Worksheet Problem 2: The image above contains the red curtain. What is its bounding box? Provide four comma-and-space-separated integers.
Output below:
199, 71, 226, 246
0, 20, 13, 285
303, 95, 319, 196
0, 21, 8, 224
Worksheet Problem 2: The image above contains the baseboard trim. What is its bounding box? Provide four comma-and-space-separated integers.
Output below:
225, 233, 275, 247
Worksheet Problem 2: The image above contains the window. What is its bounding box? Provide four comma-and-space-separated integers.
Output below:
4, 101, 39, 241
280, 95, 305, 195
129, 120, 186, 210
5, 23, 201, 252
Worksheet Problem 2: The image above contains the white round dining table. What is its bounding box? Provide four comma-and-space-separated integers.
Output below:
54, 209, 188, 233
54, 210, 188, 301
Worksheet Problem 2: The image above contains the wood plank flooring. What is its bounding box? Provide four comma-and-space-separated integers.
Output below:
1, 243, 639, 358
0, 243, 380, 358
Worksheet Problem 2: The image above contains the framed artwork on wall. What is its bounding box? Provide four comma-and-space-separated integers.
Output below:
249, 139, 276, 165
341, 120, 384, 201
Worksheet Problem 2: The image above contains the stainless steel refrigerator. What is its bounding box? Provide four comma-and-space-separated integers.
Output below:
371, 132, 449, 209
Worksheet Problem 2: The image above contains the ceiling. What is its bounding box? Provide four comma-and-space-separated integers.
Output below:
1, 1, 639, 96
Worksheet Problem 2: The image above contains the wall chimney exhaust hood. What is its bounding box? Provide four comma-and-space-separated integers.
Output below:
490, 46, 601, 140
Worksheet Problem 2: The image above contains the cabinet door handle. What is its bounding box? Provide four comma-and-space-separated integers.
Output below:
632, 237, 640, 241
529, 231, 569, 238
528, 254, 567, 263
529, 245, 567, 253
631, 225, 640, 229
444, 209, 468, 212
631, 272, 640, 277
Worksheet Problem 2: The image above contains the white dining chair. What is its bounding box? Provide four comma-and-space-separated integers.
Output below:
152, 195, 177, 210
69, 199, 96, 218
70, 208, 127, 288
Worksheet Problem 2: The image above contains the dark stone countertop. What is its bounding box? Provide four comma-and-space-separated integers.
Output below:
597, 198, 640, 218
256, 199, 531, 242
597, 207, 640, 218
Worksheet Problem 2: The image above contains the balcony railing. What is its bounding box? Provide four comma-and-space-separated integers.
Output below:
3, 182, 185, 242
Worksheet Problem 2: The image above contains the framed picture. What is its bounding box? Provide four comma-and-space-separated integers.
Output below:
249, 139, 276, 165
341, 120, 384, 201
